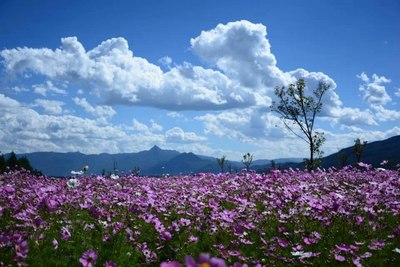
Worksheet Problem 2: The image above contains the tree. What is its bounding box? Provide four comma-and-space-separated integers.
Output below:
270, 160, 276, 170
17, 156, 33, 172
216, 155, 226, 173
242, 153, 253, 172
6, 151, 19, 170
113, 159, 118, 174
337, 152, 348, 168
0, 152, 6, 172
354, 138, 367, 163
227, 162, 232, 174
271, 79, 330, 171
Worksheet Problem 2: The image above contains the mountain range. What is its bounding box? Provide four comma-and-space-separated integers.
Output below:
10, 145, 302, 176
6, 135, 399, 176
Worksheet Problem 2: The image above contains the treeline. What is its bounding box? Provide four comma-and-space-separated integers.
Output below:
0, 151, 42, 175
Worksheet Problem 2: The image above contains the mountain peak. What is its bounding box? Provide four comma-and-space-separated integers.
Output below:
149, 145, 162, 152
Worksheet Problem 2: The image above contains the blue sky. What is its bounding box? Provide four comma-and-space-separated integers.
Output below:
0, 0, 399, 161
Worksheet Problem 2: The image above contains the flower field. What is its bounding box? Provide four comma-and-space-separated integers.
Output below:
1, 166, 400, 266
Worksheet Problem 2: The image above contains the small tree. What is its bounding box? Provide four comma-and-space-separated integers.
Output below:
0, 152, 6, 172
6, 151, 18, 170
17, 156, 33, 172
227, 162, 232, 174
216, 155, 226, 173
271, 79, 330, 171
354, 138, 367, 163
113, 159, 118, 174
133, 166, 140, 176
242, 153, 253, 172
337, 151, 348, 168
270, 159, 276, 170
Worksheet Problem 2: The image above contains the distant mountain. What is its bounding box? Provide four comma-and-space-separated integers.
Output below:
16, 146, 180, 176
319, 135, 400, 169
8, 146, 302, 176
146, 152, 212, 175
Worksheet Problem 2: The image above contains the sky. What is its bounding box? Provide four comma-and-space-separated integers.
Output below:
0, 0, 399, 161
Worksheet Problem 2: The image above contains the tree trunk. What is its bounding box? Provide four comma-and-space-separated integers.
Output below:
309, 142, 314, 171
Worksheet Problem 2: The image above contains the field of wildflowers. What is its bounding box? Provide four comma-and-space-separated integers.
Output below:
1, 165, 399, 266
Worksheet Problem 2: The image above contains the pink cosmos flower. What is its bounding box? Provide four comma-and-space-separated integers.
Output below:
161, 231, 172, 240
14, 239, 28, 259
334, 254, 345, 262
352, 257, 363, 267
355, 216, 364, 225
228, 250, 241, 256
357, 162, 371, 169
188, 235, 198, 243
335, 243, 351, 252
104, 260, 119, 267
303, 237, 317, 245
52, 239, 58, 250
277, 237, 288, 248
380, 160, 388, 166
185, 254, 227, 267
368, 239, 385, 250
61, 226, 71, 241
79, 249, 98, 267
160, 261, 181, 267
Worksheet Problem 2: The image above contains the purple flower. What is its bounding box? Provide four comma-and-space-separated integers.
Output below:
357, 162, 371, 169
188, 235, 198, 243
368, 239, 385, 250
61, 226, 71, 241
335, 243, 351, 252
0, 235, 9, 248
234, 224, 245, 236
352, 257, 363, 267
185, 254, 227, 267
277, 237, 288, 248
228, 250, 241, 256
14, 239, 28, 259
104, 260, 119, 267
52, 239, 58, 250
161, 231, 172, 240
380, 160, 388, 166
334, 254, 345, 262
160, 261, 181, 267
355, 216, 364, 225
79, 249, 98, 267
303, 237, 316, 245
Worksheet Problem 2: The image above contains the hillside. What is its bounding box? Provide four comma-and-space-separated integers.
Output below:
319, 135, 400, 169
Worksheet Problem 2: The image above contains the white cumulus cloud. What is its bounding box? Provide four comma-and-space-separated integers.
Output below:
191, 20, 292, 89
0, 36, 258, 111
370, 105, 400, 122
357, 72, 391, 106
33, 81, 67, 96
395, 88, 400, 97
73, 97, 116, 119
0, 95, 167, 154
34, 99, 65, 115
132, 119, 163, 133
165, 127, 207, 143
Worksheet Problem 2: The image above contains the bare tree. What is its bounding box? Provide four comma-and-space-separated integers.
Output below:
271, 79, 330, 171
